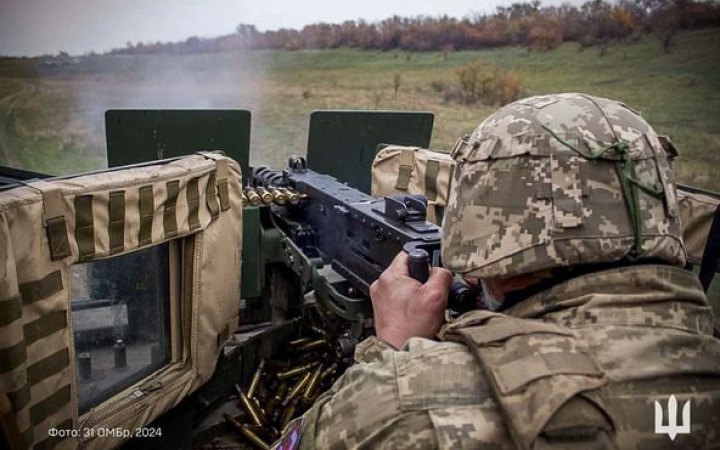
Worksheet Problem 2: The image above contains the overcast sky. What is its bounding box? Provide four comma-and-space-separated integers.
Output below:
0, 0, 589, 56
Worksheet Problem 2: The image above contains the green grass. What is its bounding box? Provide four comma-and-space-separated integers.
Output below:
0, 28, 719, 191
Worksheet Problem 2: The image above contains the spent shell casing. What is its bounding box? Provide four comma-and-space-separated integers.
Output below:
282, 371, 312, 407
310, 326, 327, 337
297, 339, 328, 353
271, 381, 289, 405
320, 363, 338, 381
270, 188, 287, 205
276, 362, 316, 381
240, 424, 271, 450
256, 187, 274, 205
223, 412, 244, 433
236, 385, 264, 427
245, 189, 263, 206
303, 364, 323, 400
289, 337, 312, 347
281, 398, 299, 429
247, 359, 266, 399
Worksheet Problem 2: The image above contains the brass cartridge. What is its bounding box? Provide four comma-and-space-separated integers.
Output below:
245, 189, 263, 206
283, 371, 312, 407
281, 188, 301, 205
320, 363, 338, 381
236, 385, 264, 427
256, 187, 274, 205
247, 359, 266, 399
281, 398, 299, 430
240, 424, 271, 450
303, 364, 323, 401
276, 362, 315, 381
297, 339, 328, 353
270, 188, 288, 205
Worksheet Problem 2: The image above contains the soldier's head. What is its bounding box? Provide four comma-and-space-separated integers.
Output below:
441, 93, 686, 308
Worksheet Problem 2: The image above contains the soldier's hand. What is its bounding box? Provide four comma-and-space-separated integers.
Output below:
370, 252, 452, 349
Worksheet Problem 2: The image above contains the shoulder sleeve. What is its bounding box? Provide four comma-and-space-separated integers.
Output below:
354, 335, 398, 363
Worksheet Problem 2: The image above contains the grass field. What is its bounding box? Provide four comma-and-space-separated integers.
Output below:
0, 28, 719, 191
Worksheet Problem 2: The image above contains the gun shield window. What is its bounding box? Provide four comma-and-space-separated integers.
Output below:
70, 245, 172, 414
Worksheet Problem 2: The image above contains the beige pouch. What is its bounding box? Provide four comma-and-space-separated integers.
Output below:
0, 153, 242, 449
678, 188, 720, 266
371, 145, 455, 225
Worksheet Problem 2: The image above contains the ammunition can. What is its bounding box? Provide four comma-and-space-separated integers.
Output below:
236, 385, 264, 427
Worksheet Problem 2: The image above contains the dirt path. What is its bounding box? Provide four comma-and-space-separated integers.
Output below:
0, 80, 36, 168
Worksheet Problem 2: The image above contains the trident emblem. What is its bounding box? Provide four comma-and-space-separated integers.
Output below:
654, 395, 691, 441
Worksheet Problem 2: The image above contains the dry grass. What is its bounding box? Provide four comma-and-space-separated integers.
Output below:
0, 28, 718, 191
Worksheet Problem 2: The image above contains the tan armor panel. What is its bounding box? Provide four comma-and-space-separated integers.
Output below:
0, 153, 243, 449
371, 145, 455, 225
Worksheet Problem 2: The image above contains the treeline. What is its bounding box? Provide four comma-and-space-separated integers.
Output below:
112, 0, 720, 55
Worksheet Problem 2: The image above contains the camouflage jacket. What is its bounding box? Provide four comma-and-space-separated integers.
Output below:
283, 265, 720, 450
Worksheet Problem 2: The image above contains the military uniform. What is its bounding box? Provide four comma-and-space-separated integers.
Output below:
277, 93, 720, 449
290, 265, 720, 449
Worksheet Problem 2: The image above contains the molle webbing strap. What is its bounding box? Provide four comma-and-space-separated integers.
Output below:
206, 171, 220, 220
109, 190, 125, 255
26, 348, 69, 385
138, 185, 154, 246
187, 177, 201, 230
74, 195, 95, 261
29, 384, 70, 426
19, 271, 63, 305
7, 384, 30, 411
395, 150, 414, 191
23, 310, 67, 345
5, 348, 70, 413
198, 151, 231, 212
0, 296, 22, 327
31, 182, 70, 261
164, 180, 180, 238
425, 160, 440, 202
0, 341, 25, 373
217, 163, 231, 211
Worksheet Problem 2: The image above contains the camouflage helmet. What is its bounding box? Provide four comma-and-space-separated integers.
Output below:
442, 93, 686, 278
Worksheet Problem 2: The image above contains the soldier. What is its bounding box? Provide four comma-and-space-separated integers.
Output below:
275, 93, 720, 449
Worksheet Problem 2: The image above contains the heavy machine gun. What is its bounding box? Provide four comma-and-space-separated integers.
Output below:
249, 155, 477, 326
